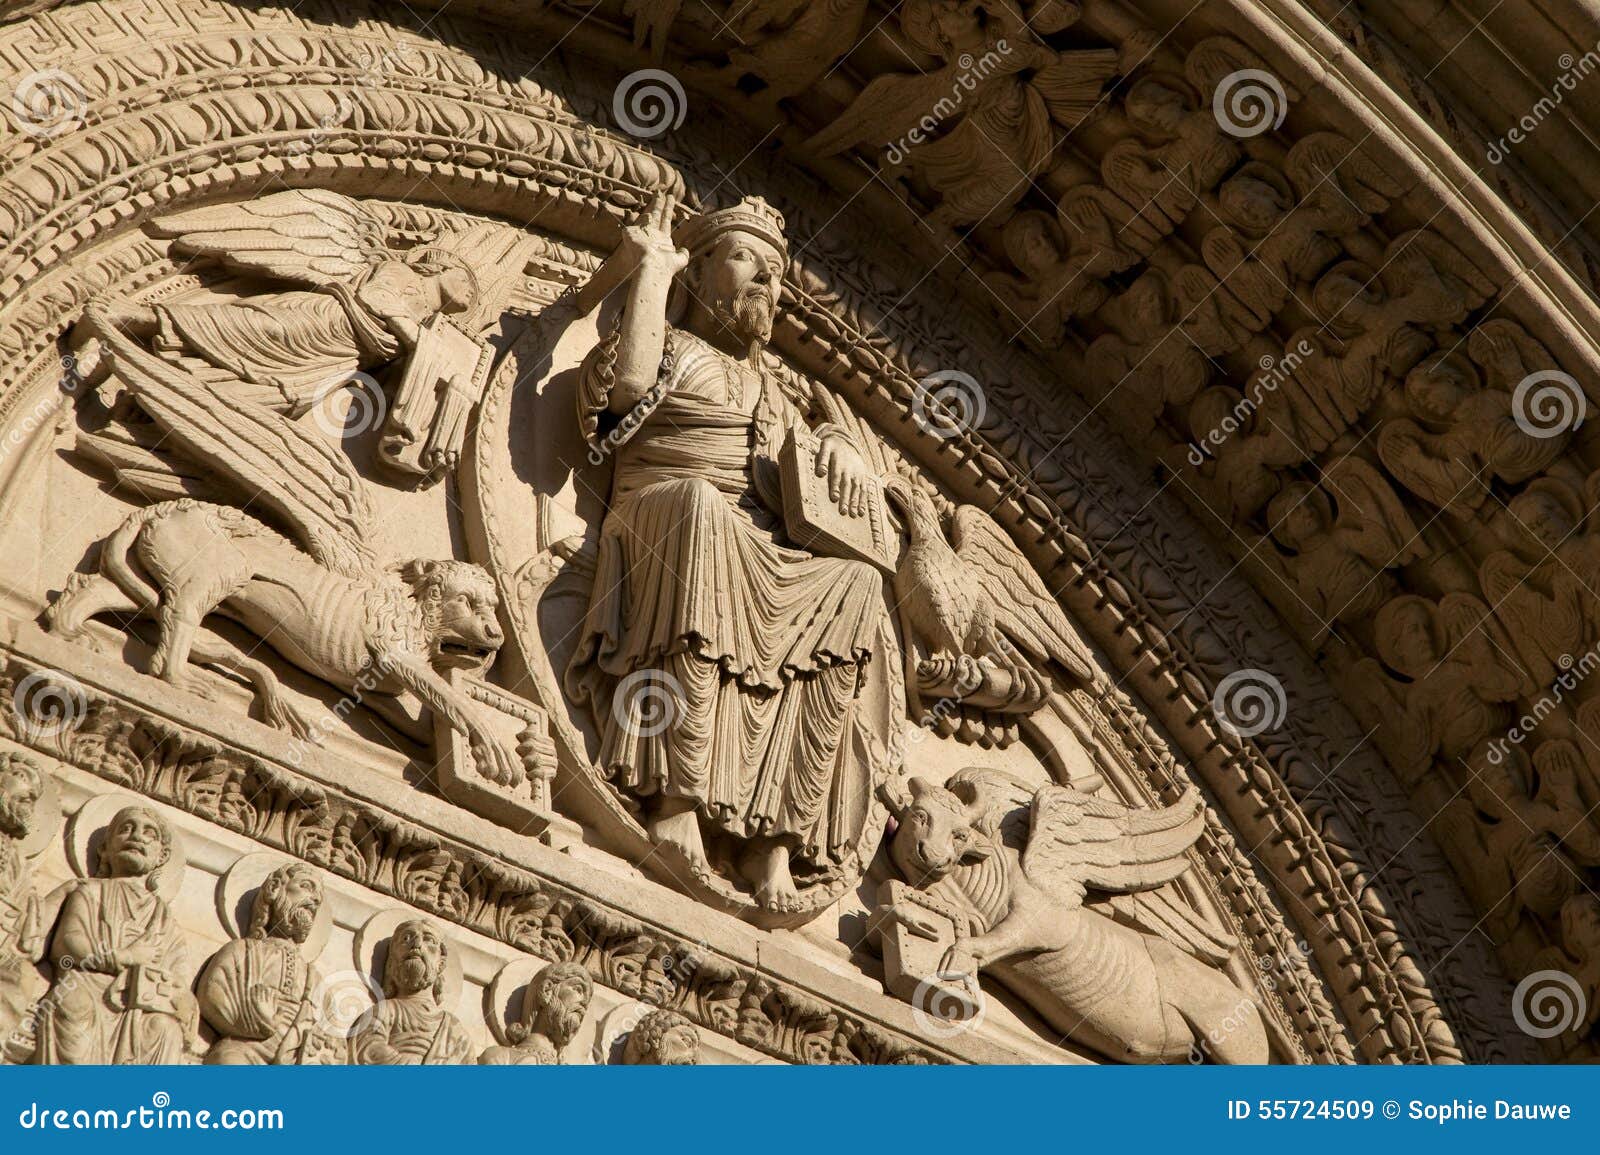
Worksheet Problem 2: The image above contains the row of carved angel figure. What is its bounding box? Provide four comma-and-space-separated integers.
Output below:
0, 754, 697, 1065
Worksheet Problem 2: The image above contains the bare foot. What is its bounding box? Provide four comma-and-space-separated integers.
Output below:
648, 800, 710, 878
741, 840, 801, 912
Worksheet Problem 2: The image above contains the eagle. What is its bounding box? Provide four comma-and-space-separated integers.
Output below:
884, 478, 1097, 745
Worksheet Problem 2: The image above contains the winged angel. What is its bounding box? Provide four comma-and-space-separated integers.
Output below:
49, 193, 527, 784
70, 189, 524, 490
882, 768, 1267, 1063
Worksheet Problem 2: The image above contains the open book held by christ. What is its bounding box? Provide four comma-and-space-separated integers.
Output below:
780, 424, 901, 574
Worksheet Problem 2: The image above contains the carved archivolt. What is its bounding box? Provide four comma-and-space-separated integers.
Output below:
0, 0, 1573, 1065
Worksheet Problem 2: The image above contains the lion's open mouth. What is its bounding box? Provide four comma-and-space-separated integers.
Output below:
438, 641, 496, 660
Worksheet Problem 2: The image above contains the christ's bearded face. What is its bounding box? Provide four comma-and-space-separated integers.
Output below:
697, 233, 784, 347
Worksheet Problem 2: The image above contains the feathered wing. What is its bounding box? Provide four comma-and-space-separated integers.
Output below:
150, 188, 388, 289
1326, 455, 1423, 569
806, 68, 968, 157
951, 506, 1095, 681
94, 321, 379, 578
1285, 133, 1408, 217
1020, 783, 1208, 908
1184, 35, 1297, 101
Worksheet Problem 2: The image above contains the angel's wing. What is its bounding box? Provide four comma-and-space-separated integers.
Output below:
1438, 591, 1537, 699
1381, 231, 1494, 327
424, 224, 546, 334
1325, 456, 1424, 569
1286, 133, 1408, 216
1184, 36, 1298, 103
726, 0, 809, 38
806, 69, 971, 157
1020, 783, 1206, 906
1200, 227, 1285, 326
951, 506, 1095, 682
150, 188, 388, 289
624, 0, 681, 61
92, 318, 379, 578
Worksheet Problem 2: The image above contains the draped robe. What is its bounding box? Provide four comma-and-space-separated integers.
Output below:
152, 285, 400, 413
0, 840, 41, 1053
34, 878, 191, 1064
349, 994, 473, 1065
197, 937, 333, 1064
568, 327, 889, 869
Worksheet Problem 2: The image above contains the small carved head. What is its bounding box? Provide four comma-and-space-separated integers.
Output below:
889, 776, 990, 883
622, 1007, 700, 1065
1401, 351, 1480, 426
1219, 164, 1293, 234
359, 252, 478, 326
398, 559, 503, 673
1125, 75, 1194, 135
249, 862, 324, 945
520, 959, 593, 1049
1375, 596, 1441, 678
0, 752, 42, 840
1265, 482, 1331, 550
385, 919, 449, 1002
1505, 479, 1583, 555
97, 805, 172, 882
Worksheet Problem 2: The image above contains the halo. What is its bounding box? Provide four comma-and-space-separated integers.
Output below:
354, 908, 463, 1008
591, 1002, 653, 1065
483, 955, 547, 1046
14, 757, 61, 859
66, 794, 185, 901
216, 852, 332, 961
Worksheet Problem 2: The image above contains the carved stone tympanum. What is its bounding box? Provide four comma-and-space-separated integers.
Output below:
4, 0, 1587, 1068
